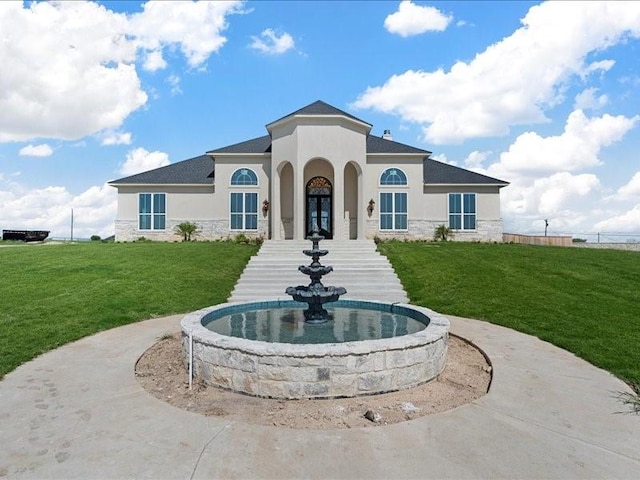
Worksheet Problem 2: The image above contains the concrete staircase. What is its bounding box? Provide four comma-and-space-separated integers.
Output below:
228, 240, 409, 303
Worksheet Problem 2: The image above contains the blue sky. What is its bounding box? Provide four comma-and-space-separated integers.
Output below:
1, 1, 640, 240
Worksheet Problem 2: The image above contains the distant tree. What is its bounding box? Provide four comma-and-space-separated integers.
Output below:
90, 235, 101, 241
175, 222, 199, 242
434, 224, 453, 242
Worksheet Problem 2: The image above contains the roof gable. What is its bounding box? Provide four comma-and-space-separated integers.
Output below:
423, 158, 508, 186
267, 100, 371, 128
109, 155, 214, 185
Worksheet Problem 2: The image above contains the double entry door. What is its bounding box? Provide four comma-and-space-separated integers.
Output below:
305, 176, 332, 239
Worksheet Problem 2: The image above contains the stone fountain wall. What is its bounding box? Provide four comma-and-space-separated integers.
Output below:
181, 301, 450, 399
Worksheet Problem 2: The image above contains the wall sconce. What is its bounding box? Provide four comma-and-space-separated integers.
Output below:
367, 198, 375, 216
262, 199, 270, 213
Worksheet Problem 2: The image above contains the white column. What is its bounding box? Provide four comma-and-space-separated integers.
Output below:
294, 166, 305, 240
334, 165, 345, 240
271, 164, 281, 240
357, 168, 365, 240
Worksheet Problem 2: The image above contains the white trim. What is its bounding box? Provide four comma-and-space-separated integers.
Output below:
230, 167, 259, 187
109, 183, 213, 187
229, 191, 259, 232
378, 191, 408, 232
138, 192, 167, 231
379, 167, 408, 187
425, 182, 509, 187
448, 192, 477, 232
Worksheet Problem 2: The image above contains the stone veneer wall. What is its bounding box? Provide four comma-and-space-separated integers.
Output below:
181, 301, 450, 399
364, 219, 504, 242
114, 219, 268, 242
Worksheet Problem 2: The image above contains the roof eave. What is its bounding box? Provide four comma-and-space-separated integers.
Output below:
423, 182, 510, 188
205, 152, 271, 157
108, 182, 214, 187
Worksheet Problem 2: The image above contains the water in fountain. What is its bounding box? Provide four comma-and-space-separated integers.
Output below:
285, 224, 347, 324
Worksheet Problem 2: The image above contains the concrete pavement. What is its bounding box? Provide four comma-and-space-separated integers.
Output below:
1, 314, 639, 479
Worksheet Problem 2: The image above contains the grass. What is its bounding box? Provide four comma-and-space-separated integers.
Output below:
378, 241, 640, 390
0, 241, 258, 379
2, 240, 639, 398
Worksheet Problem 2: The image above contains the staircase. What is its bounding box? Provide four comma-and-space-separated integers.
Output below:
228, 240, 409, 304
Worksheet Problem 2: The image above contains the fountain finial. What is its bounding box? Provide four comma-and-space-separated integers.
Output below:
285, 225, 347, 323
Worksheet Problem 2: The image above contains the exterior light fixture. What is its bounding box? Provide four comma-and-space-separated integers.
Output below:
262, 199, 270, 213
367, 198, 375, 216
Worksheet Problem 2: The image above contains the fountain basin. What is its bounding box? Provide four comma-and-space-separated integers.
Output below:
181, 299, 449, 399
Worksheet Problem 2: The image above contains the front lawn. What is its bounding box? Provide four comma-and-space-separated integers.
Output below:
0, 241, 258, 378
378, 242, 640, 389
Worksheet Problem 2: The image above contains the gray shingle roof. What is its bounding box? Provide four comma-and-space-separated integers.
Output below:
207, 135, 271, 154
109, 155, 214, 185
424, 158, 508, 185
366, 135, 431, 154
267, 100, 371, 127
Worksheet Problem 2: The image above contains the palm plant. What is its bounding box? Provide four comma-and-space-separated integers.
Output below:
434, 224, 453, 242
175, 221, 199, 242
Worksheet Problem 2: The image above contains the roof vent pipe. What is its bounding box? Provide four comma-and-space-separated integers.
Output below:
382, 129, 393, 141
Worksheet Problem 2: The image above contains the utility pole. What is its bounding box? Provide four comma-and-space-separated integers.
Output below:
70, 208, 74, 242
544, 219, 549, 237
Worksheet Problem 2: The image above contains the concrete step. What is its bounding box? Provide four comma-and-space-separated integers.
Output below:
228, 240, 408, 304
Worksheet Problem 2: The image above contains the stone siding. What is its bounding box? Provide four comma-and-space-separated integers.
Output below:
114, 218, 268, 242
364, 219, 504, 242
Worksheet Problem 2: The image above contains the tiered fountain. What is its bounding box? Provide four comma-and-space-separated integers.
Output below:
285, 224, 346, 324
181, 229, 449, 399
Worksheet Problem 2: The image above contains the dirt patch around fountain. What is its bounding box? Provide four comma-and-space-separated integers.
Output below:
135, 333, 491, 429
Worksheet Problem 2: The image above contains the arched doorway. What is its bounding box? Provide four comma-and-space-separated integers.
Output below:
306, 176, 332, 239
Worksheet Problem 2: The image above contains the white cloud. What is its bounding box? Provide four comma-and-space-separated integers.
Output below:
487, 110, 638, 178
594, 204, 640, 232
167, 75, 182, 96
100, 130, 132, 146
119, 147, 170, 176
463, 150, 490, 169
384, 1, 452, 37
0, 1, 245, 143
574, 88, 608, 110
617, 172, 640, 198
19, 144, 53, 157
249, 29, 295, 55
130, 1, 247, 69
143, 50, 167, 72
0, 182, 117, 239
353, 2, 640, 144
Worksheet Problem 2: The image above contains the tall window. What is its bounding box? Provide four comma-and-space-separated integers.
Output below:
230, 193, 258, 230
230, 168, 258, 231
380, 192, 407, 230
379, 168, 407, 230
449, 193, 476, 230
139, 193, 166, 230
230, 168, 258, 186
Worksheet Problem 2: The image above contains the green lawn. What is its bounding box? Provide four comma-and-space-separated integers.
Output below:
378, 241, 640, 389
2, 241, 639, 393
0, 241, 258, 379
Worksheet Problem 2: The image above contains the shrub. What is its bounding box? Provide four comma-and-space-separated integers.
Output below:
174, 221, 199, 242
90, 235, 101, 241
434, 224, 453, 242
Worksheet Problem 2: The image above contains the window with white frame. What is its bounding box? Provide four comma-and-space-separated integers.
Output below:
139, 193, 166, 230
229, 168, 258, 231
230, 192, 258, 230
380, 168, 407, 186
380, 192, 408, 230
379, 168, 408, 230
230, 168, 258, 186
449, 193, 476, 230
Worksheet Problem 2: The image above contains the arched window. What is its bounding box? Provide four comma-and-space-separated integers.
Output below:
230, 168, 258, 186
380, 168, 407, 186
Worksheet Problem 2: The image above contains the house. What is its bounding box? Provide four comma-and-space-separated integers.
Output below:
109, 100, 509, 242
